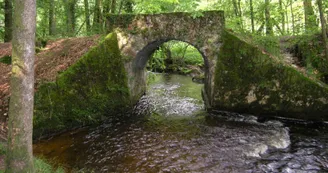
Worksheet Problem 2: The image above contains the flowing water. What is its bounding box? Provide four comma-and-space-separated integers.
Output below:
34, 73, 328, 173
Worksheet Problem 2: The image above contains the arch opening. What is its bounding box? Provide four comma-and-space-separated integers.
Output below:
134, 39, 209, 85
135, 39, 209, 73
128, 39, 211, 109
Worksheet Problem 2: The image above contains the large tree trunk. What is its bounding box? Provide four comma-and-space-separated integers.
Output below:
4, 0, 12, 42
84, 0, 91, 33
265, 0, 273, 35
317, 0, 328, 60
304, 0, 317, 32
6, 0, 36, 172
279, 0, 285, 34
249, 0, 255, 33
49, 0, 56, 35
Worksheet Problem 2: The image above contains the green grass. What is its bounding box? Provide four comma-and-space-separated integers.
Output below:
0, 143, 64, 173
34, 158, 65, 173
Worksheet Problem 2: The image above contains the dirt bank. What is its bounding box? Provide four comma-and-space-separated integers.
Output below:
0, 35, 100, 142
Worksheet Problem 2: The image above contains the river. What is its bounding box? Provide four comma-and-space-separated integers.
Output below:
34, 73, 328, 172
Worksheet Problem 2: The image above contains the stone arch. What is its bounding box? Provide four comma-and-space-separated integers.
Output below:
109, 11, 225, 106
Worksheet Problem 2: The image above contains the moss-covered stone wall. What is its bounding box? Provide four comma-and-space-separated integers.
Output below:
213, 30, 328, 121
33, 33, 131, 137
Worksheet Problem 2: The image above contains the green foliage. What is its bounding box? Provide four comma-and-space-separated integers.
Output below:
7, 0, 322, 41
147, 40, 204, 74
34, 158, 65, 173
252, 35, 281, 57
294, 33, 328, 83
0, 55, 11, 65
34, 33, 130, 137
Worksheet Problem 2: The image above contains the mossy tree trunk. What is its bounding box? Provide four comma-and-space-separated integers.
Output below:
4, 0, 12, 42
6, 0, 36, 172
317, 0, 328, 60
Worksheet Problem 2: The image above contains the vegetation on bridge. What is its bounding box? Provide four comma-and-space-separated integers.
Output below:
34, 33, 130, 137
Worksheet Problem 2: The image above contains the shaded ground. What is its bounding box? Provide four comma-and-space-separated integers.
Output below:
0, 35, 100, 142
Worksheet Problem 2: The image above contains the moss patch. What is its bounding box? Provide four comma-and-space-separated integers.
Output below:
0, 56, 11, 65
213, 30, 328, 121
34, 33, 130, 137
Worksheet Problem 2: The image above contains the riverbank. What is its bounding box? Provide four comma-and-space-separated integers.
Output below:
0, 35, 100, 142
0, 142, 64, 172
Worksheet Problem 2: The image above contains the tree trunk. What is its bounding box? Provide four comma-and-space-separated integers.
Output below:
257, 21, 265, 34
49, 0, 56, 35
232, 0, 239, 17
111, 0, 116, 13
237, 0, 243, 29
317, 0, 328, 60
290, 0, 295, 35
285, 3, 289, 34
4, 0, 12, 42
304, 0, 317, 32
265, 0, 273, 35
84, 0, 91, 33
250, 0, 255, 33
279, 0, 285, 34
93, 0, 102, 32
65, 0, 76, 36
6, 0, 36, 171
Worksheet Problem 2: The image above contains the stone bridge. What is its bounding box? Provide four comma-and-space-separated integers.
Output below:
106, 11, 328, 120
106, 11, 224, 106
34, 11, 328, 136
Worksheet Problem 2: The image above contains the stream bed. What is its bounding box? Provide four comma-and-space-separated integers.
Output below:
34, 73, 328, 172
